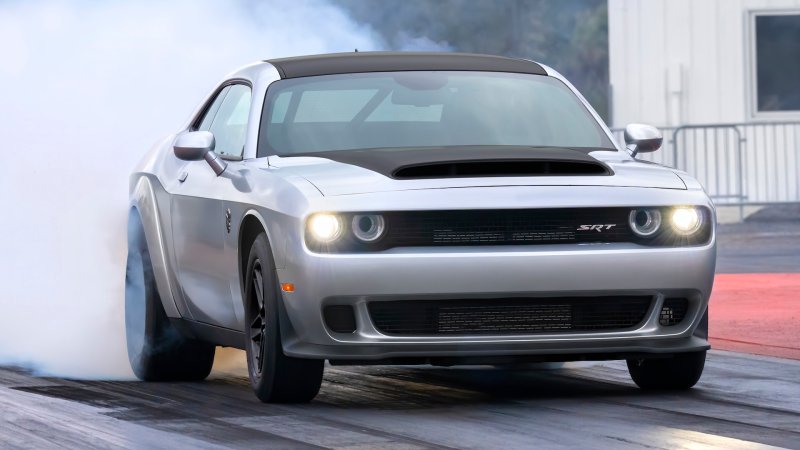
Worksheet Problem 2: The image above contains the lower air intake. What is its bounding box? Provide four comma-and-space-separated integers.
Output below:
368, 296, 652, 336
323, 305, 357, 333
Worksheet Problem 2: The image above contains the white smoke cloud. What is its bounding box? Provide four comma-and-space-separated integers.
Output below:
394, 32, 452, 52
0, 0, 383, 378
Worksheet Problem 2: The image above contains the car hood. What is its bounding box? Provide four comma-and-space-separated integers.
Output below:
267, 148, 686, 196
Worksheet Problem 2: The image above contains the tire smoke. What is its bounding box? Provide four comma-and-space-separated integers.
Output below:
0, 0, 381, 378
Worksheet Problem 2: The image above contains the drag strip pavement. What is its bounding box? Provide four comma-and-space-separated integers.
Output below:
1, 351, 798, 449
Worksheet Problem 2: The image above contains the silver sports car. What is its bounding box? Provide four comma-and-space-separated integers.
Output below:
126, 52, 715, 403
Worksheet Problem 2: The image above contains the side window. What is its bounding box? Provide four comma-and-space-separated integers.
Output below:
197, 86, 230, 131
208, 84, 252, 158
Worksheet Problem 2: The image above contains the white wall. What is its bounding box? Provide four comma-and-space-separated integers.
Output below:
609, 0, 800, 206
609, 0, 800, 128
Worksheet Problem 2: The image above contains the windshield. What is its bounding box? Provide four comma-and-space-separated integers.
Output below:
258, 71, 615, 156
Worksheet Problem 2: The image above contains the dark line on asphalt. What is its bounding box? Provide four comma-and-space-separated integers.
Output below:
287, 409, 461, 450
711, 337, 800, 351
598, 397, 800, 437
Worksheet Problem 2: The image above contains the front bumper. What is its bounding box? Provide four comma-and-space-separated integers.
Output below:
275, 238, 716, 361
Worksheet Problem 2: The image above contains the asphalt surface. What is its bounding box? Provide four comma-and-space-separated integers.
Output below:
710, 213, 800, 361
2, 352, 799, 449
2, 214, 798, 449
716, 223, 800, 273
710, 273, 800, 359
716, 214, 800, 274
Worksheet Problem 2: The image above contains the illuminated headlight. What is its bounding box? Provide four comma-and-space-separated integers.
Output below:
671, 207, 703, 235
352, 214, 386, 242
629, 208, 662, 237
307, 213, 342, 243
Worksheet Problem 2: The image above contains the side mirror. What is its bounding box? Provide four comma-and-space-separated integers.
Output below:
173, 131, 226, 176
624, 123, 663, 157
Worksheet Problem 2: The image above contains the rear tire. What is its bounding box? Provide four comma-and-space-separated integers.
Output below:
125, 211, 215, 381
627, 351, 706, 390
244, 233, 324, 403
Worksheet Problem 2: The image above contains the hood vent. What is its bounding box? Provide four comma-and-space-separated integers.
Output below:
392, 159, 610, 179
281, 146, 616, 181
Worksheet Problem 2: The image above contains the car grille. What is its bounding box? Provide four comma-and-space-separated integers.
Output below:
305, 207, 713, 253
381, 208, 633, 248
368, 296, 653, 336
659, 298, 689, 326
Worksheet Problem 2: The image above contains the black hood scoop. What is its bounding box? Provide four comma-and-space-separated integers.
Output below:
393, 159, 608, 179
287, 146, 613, 180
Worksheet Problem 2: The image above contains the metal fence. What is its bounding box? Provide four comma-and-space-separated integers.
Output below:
611, 122, 800, 213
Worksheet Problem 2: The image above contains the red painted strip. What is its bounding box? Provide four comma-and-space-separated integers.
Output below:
710, 273, 800, 360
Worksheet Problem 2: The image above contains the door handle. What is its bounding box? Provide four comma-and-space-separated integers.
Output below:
179, 171, 188, 182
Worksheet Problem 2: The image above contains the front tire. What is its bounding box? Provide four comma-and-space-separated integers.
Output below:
125, 210, 215, 381
244, 233, 324, 403
627, 351, 706, 390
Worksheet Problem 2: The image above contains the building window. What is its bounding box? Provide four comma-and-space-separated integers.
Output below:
752, 12, 800, 114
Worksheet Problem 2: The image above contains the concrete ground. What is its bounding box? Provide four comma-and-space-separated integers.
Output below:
1, 208, 798, 449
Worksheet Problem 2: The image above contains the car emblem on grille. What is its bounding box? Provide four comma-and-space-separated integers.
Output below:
577, 224, 617, 232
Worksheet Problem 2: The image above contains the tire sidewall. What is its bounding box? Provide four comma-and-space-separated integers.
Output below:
243, 234, 282, 397
627, 350, 706, 390
125, 210, 215, 381
125, 216, 162, 379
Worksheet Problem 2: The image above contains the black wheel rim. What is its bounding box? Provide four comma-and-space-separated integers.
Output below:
249, 259, 267, 376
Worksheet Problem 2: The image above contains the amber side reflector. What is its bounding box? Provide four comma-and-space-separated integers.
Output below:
281, 283, 295, 293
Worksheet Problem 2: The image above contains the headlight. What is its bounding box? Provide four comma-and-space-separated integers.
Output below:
629, 208, 662, 237
307, 213, 342, 243
671, 207, 703, 235
352, 214, 386, 242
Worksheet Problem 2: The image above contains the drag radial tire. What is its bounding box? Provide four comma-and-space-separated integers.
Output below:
244, 233, 324, 403
627, 350, 706, 390
125, 211, 215, 381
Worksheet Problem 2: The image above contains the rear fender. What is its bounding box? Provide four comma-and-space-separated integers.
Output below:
129, 175, 184, 318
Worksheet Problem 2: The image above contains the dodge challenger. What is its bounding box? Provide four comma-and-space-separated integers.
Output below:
126, 52, 715, 403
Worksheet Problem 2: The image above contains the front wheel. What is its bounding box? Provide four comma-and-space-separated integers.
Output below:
627, 351, 706, 390
243, 233, 324, 403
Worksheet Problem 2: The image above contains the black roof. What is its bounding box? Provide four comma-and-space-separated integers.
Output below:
266, 52, 547, 79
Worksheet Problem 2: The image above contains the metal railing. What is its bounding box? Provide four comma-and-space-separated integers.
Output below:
611, 121, 800, 216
